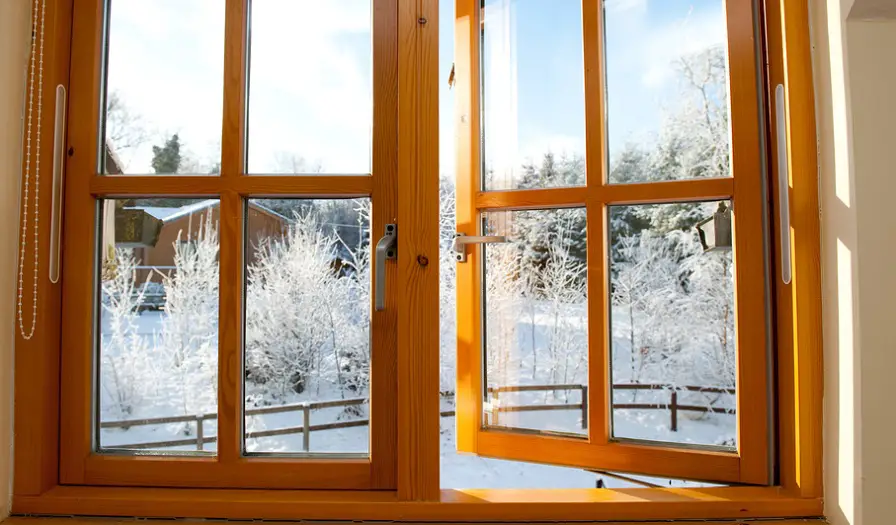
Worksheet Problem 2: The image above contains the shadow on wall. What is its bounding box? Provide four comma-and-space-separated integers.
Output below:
816, 1, 896, 525
0, 0, 34, 519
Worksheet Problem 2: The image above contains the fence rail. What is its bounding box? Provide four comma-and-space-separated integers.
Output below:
103, 384, 735, 451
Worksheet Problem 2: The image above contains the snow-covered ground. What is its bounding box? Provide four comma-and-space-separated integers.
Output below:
97, 208, 736, 489
98, 304, 734, 489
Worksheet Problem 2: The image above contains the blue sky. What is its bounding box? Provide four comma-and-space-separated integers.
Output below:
105, 0, 727, 178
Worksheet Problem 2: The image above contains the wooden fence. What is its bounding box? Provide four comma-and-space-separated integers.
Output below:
104, 383, 735, 451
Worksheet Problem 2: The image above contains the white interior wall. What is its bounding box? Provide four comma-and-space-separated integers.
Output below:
814, 1, 896, 524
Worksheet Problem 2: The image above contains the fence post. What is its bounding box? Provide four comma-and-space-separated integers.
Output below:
581, 385, 588, 430
670, 391, 678, 432
302, 403, 311, 452
196, 415, 204, 451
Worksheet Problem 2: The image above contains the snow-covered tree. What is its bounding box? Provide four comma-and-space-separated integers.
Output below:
100, 249, 153, 418
539, 228, 588, 393
438, 179, 458, 394
156, 213, 219, 419
244, 208, 370, 404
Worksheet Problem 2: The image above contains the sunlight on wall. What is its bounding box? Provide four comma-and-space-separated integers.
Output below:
0, 0, 31, 518
815, 1, 896, 524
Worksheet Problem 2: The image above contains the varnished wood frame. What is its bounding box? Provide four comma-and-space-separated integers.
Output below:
12, 0, 824, 519
455, 0, 772, 485
765, 0, 824, 499
54, 0, 399, 489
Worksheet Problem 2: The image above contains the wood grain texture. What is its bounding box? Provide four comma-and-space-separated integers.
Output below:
57, 0, 103, 487
1, 519, 827, 525
769, 0, 825, 498
369, 0, 400, 490
599, 177, 735, 204
215, 190, 241, 464
583, 0, 610, 446
218, 0, 248, 465
452, 0, 763, 485
52, 0, 399, 490
12, 0, 826, 513
10, 486, 823, 521
476, 187, 587, 210
725, 0, 771, 485
1, 518, 827, 525
220, 0, 248, 178
77, 455, 374, 489
13, 0, 72, 496
396, 0, 440, 501
476, 431, 742, 483
89, 175, 375, 197
453, 0, 483, 458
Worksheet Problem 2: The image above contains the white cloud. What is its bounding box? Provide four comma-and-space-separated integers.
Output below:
107, 0, 226, 173
639, 5, 727, 88
247, 0, 372, 174
106, 0, 373, 174
604, 0, 648, 15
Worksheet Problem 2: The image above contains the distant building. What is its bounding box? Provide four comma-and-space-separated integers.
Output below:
123, 199, 289, 283
101, 143, 289, 283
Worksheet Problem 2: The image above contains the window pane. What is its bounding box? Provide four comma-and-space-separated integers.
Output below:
98, 198, 219, 453
247, 1, 372, 175
609, 200, 735, 449
481, 0, 586, 191
103, 1, 224, 175
604, 0, 732, 184
482, 208, 588, 436
244, 199, 371, 455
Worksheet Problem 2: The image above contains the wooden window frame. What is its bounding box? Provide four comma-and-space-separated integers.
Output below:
454, 0, 770, 486
53, 0, 400, 491
11, 0, 824, 520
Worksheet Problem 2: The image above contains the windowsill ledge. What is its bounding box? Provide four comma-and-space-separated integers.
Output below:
13, 485, 822, 522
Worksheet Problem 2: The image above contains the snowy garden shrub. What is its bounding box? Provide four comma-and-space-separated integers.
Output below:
244, 207, 370, 409
156, 213, 220, 421
100, 249, 153, 419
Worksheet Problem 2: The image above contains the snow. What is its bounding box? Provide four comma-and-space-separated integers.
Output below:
98, 297, 733, 488
96, 43, 739, 488
126, 199, 292, 223
128, 206, 181, 221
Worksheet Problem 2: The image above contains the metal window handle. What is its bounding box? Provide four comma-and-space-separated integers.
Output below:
374, 224, 397, 311
775, 84, 792, 285
454, 233, 507, 263
49, 84, 67, 284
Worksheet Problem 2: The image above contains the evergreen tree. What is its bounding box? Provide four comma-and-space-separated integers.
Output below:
151, 134, 182, 174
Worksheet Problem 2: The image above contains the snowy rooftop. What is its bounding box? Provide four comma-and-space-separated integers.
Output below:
125, 199, 289, 223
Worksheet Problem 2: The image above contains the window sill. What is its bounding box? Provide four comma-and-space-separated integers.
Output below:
13, 486, 822, 522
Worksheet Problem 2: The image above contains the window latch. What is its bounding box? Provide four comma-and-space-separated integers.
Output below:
454, 233, 507, 263
374, 224, 397, 311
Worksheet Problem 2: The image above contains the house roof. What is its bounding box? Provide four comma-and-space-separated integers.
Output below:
126, 199, 290, 224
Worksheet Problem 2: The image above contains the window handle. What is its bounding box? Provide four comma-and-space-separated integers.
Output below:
775, 84, 792, 285
374, 223, 397, 311
454, 233, 507, 263
49, 84, 67, 284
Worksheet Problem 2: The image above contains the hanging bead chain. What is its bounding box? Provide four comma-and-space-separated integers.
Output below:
18, 0, 47, 340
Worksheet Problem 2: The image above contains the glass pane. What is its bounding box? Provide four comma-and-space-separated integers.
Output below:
247, 1, 372, 175
244, 199, 371, 455
604, 0, 732, 184
103, 1, 224, 175
481, 0, 586, 191
482, 208, 588, 436
98, 198, 220, 453
609, 200, 736, 449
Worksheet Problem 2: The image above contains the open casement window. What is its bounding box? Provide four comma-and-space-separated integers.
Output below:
58, 0, 399, 489
454, 0, 772, 485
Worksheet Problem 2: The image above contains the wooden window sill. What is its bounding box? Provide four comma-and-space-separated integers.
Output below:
12, 486, 822, 522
